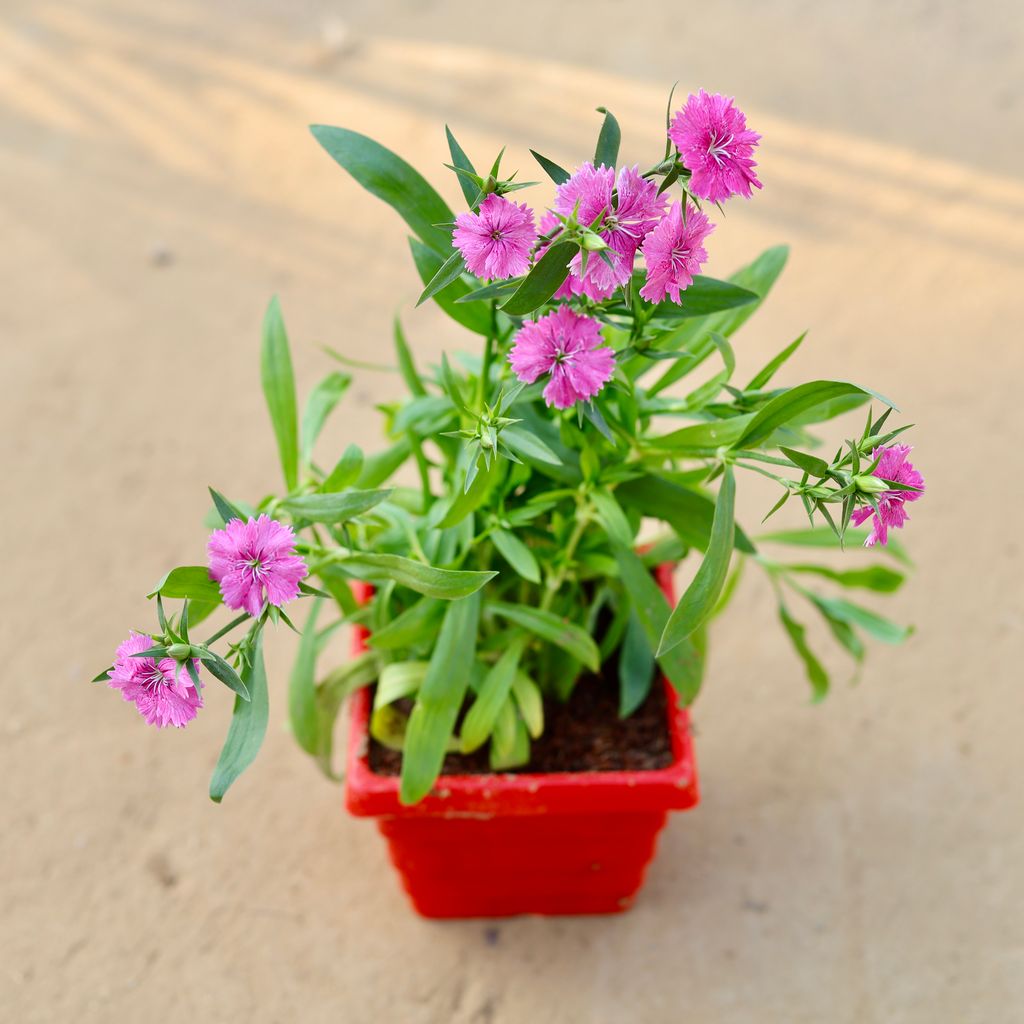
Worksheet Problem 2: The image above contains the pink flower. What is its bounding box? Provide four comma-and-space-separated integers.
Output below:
108, 631, 202, 728
550, 163, 666, 300
508, 307, 615, 409
669, 90, 762, 202
452, 193, 537, 280
207, 515, 307, 617
639, 201, 715, 304
850, 445, 926, 547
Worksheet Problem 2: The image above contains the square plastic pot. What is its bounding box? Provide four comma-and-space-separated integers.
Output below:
344, 566, 699, 918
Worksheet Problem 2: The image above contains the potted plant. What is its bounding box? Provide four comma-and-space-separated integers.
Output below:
94, 89, 924, 918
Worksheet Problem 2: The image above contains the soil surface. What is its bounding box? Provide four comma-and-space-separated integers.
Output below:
368, 672, 674, 776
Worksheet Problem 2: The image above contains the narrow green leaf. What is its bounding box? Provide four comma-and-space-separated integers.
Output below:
209, 635, 268, 802
301, 371, 351, 465
619, 611, 655, 717
786, 563, 905, 593
643, 276, 758, 320
658, 467, 735, 656
594, 106, 621, 167
261, 297, 300, 490
198, 649, 250, 701
281, 489, 390, 524
368, 597, 444, 651
208, 487, 247, 526
778, 601, 829, 701
500, 425, 563, 467
591, 488, 634, 548
409, 238, 491, 335
489, 601, 600, 672
460, 638, 526, 752
400, 594, 480, 803
779, 446, 830, 477
646, 414, 755, 456
530, 149, 571, 185
148, 566, 221, 605
416, 250, 466, 307
611, 545, 704, 702
393, 317, 427, 397
490, 528, 541, 583
805, 593, 913, 644
757, 525, 913, 566
746, 332, 807, 390
343, 553, 496, 600
500, 241, 578, 315
311, 125, 454, 256
375, 660, 430, 708
288, 598, 322, 754
734, 381, 897, 450
322, 443, 364, 493
445, 124, 478, 206
511, 670, 544, 739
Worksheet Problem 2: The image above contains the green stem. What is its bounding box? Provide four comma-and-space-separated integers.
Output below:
203, 613, 250, 647
539, 499, 591, 612
478, 299, 498, 411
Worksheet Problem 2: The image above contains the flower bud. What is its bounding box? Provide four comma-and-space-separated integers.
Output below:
854, 475, 889, 494
167, 643, 192, 661
580, 231, 608, 252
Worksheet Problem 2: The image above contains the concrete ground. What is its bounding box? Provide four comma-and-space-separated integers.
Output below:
3, 1, 1023, 1021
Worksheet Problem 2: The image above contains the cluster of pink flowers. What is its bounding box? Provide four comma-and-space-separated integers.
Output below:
851, 445, 926, 547
448, 92, 761, 409
108, 515, 308, 729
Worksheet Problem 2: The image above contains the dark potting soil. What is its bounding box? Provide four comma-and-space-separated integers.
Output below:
367, 669, 674, 777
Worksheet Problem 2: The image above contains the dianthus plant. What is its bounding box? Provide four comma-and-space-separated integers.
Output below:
95, 90, 924, 805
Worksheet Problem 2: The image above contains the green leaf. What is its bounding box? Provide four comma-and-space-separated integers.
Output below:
375, 660, 430, 707
757, 526, 913, 566
261, 297, 300, 491
619, 611, 655, 717
786, 563, 905, 593
805, 593, 913, 644
198, 649, 250, 700
314, 652, 378, 777
322, 443, 365, 493
617, 474, 755, 553
367, 597, 444, 651
490, 528, 541, 583
778, 601, 829, 701
310, 125, 454, 257
416, 250, 466, 307
454, 278, 521, 304
400, 594, 480, 803
288, 598, 322, 755
611, 545, 704, 702
733, 380, 896, 450
644, 276, 758, 320
280, 489, 391, 524
591, 488, 634, 548
209, 634, 269, 802
779, 446, 830, 477
500, 425, 563, 467
511, 670, 544, 739
393, 317, 427, 397
445, 124, 478, 206
209, 487, 246, 526
488, 601, 599, 672
746, 331, 806, 390
148, 566, 221, 604
408, 238, 491, 335
594, 106, 621, 167
647, 245, 789, 396
342, 553, 496, 600
500, 241, 578, 315
646, 414, 755, 456
300, 371, 351, 466
658, 467, 735, 655
530, 149, 571, 185
357, 439, 412, 488
460, 638, 526, 752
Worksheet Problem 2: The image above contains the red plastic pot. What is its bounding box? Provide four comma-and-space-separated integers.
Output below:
344, 566, 699, 918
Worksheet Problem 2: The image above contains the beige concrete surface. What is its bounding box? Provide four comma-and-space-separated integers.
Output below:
3, 2, 1024, 1021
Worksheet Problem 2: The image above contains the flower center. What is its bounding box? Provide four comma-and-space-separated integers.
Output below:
669, 245, 692, 267
490, 229, 504, 241
706, 131, 734, 165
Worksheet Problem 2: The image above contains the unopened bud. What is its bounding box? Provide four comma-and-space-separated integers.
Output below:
167, 643, 192, 661
580, 231, 608, 252
854, 475, 888, 494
